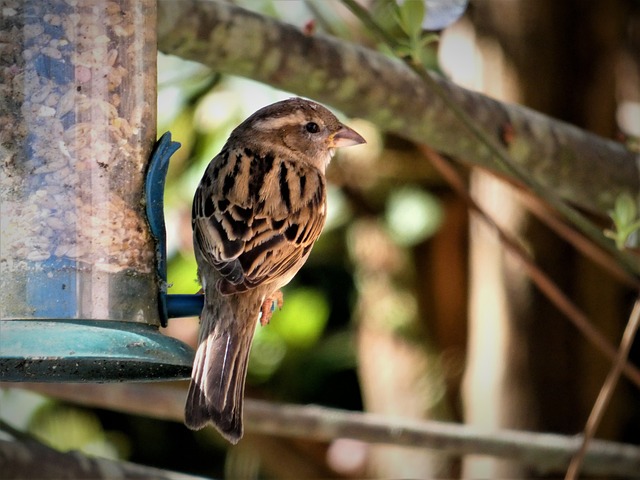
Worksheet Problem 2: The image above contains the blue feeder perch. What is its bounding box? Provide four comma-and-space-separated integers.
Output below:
0, 1, 198, 382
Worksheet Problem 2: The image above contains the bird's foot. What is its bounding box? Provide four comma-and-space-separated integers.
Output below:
259, 290, 284, 326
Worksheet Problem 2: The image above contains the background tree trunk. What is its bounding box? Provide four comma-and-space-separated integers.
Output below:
459, 1, 638, 477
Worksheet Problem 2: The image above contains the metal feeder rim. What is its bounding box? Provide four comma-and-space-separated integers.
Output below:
0, 319, 195, 382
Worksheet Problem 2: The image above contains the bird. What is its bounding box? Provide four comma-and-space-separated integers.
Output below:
185, 97, 366, 443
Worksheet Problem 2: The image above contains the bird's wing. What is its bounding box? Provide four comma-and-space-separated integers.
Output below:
193, 148, 326, 294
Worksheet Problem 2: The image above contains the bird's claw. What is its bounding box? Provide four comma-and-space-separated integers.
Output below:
259, 290, 284, 326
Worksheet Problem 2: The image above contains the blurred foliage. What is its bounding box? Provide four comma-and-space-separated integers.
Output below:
0, 388, 129, 461
385, 186, 443, 247
0, 388, 48, 431
28, 402, 130, 460
250, 288, 329, 383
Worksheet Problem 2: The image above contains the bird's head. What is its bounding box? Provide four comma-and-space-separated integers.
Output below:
233, 97, 366, 172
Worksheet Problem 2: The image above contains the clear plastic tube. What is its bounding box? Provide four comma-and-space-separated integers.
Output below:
0, 0, 159, 323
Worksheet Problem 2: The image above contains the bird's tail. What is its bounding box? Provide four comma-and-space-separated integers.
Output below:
184, 294, 258, 444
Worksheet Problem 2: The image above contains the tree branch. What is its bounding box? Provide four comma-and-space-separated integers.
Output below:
0, 434, 209, 480
5, 382, 640, 477
157, 0, 639, 216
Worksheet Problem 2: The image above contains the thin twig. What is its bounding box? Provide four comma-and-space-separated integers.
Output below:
519, 189, 640, 290
565, 298, 640, 480
3, 382, 640, 477
341, 0, 397, 46
419, 145, 640, 389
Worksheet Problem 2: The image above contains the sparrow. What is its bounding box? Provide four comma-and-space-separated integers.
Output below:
185, 97, 365, 443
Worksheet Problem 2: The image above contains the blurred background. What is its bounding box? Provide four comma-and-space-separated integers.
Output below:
2, 0, 640, 478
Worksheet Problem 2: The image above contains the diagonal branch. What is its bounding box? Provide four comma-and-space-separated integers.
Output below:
419, 145, 640, 389
157, 0, 639, 218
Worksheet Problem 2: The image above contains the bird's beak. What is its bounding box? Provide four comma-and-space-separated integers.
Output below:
329, 124, 366, 148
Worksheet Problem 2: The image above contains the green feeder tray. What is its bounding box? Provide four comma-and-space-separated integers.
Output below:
0, 320, 194, 382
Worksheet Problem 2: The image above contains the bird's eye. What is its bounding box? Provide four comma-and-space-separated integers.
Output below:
305, 122, 320, 133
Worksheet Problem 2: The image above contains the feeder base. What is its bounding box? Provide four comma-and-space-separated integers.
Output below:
0, 319, 194, 382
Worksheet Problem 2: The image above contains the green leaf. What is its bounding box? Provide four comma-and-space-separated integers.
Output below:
605, 192, 640, 249
610, 192, 638, 226
397, 0, 425, 40
28, 403, 126, 460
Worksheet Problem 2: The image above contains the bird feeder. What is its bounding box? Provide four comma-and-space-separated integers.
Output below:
0, 1, 195, 381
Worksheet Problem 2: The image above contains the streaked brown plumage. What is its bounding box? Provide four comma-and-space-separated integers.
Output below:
185, 98, 365, 443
